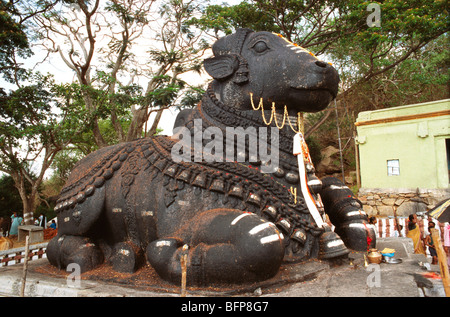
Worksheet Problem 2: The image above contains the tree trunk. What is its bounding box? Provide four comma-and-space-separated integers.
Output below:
11, 173, 35, 226
126, 107, 147, 142
147, 108, 164, 137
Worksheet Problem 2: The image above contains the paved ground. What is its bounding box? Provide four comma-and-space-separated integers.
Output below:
0, 237, 446, 298
271, 237, 446, 297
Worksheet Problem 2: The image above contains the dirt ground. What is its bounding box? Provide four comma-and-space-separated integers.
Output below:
3, 229, 343, 296
33, 255, 333, 296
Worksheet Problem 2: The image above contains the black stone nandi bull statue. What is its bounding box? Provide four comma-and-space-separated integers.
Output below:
47, 29, 376, 286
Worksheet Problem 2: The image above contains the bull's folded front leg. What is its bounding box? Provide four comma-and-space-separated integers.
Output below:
46, 234, 104, 273
320, 177, 376, 251
146, 208, 285, 286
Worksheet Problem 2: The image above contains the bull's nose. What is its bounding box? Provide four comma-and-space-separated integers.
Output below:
315, 60, 328, 68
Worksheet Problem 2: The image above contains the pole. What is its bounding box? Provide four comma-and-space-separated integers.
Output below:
180, 244, 188, 297
431, 228, 450, 296
334, 100, 345, 182
20, 235, 30, 297
354, 131, 361, 189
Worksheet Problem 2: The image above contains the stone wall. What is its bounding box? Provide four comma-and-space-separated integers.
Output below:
357, 188, 450, 218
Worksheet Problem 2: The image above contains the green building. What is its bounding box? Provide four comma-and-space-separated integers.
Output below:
355, 99, 450, 217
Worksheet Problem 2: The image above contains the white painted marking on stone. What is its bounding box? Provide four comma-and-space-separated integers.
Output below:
119, 249, 130, 256
141, 210, 154, 217
327, 240, 345, 248
249, 222, 273, 235
260, 234, 281, 245
347, 210, 366, 217
156, 240, 172, 247
308, 179, 322, 186
349, 223, 370, 229
329, 185, 348, 190
231, 213, 251, 225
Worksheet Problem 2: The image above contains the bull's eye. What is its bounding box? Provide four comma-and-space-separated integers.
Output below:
252, 41, 269, 53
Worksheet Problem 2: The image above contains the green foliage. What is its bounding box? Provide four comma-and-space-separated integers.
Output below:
341, 34, 449, 111
50, 150, 84, 183
0, 72, 94, 217
305, 135, 322, 166
0, 174, 25, 217
188, 2, 279, 35
0, 73, 56, 162
146, 75, 184, 108
177, 85, 205, 110
0, 0, 32, 83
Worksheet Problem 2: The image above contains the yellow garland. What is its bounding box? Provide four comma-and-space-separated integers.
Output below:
249, 92, 302, 134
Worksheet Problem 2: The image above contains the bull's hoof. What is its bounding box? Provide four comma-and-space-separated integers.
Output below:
146, 238, 182, 282
111, 241, 144, 273
318, 227, 349, 259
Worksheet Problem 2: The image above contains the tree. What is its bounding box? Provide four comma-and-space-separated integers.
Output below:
0, 0, 82, 224
0, 0, 30, 85
0, 174, 26, 218
0, 0, 60, 85
33, 0, 211, 149
0, 72, 93, 224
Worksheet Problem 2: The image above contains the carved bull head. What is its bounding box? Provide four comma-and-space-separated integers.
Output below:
204, 28, 339, 114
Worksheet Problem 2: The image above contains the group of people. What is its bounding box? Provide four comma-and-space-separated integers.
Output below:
8, 212, 54, 237
368, 214, 450, 269
406, 213, 450, 268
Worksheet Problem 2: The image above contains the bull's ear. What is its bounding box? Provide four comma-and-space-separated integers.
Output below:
204, 55, 239, 80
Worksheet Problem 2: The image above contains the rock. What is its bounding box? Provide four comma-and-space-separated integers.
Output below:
316, 146, 341, 174
377, 205, 394, 217
381, 198, 396, 206
359, 196, 367, 204
321, 145, 339, 157
396, 201, 427, 217
362, 205, 374, 216
345, 175, 354, 184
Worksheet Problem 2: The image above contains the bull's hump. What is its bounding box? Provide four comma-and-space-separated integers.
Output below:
54, 136, 172, 213
57, 143, 129, 203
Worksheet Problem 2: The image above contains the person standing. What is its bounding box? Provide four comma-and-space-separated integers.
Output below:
424, 221, 438, 264
49, 220, 57, 229
38, 213, 47, 229
10, 212, 23, 236
393, 224, 403, 237
406, 214, 426, 255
